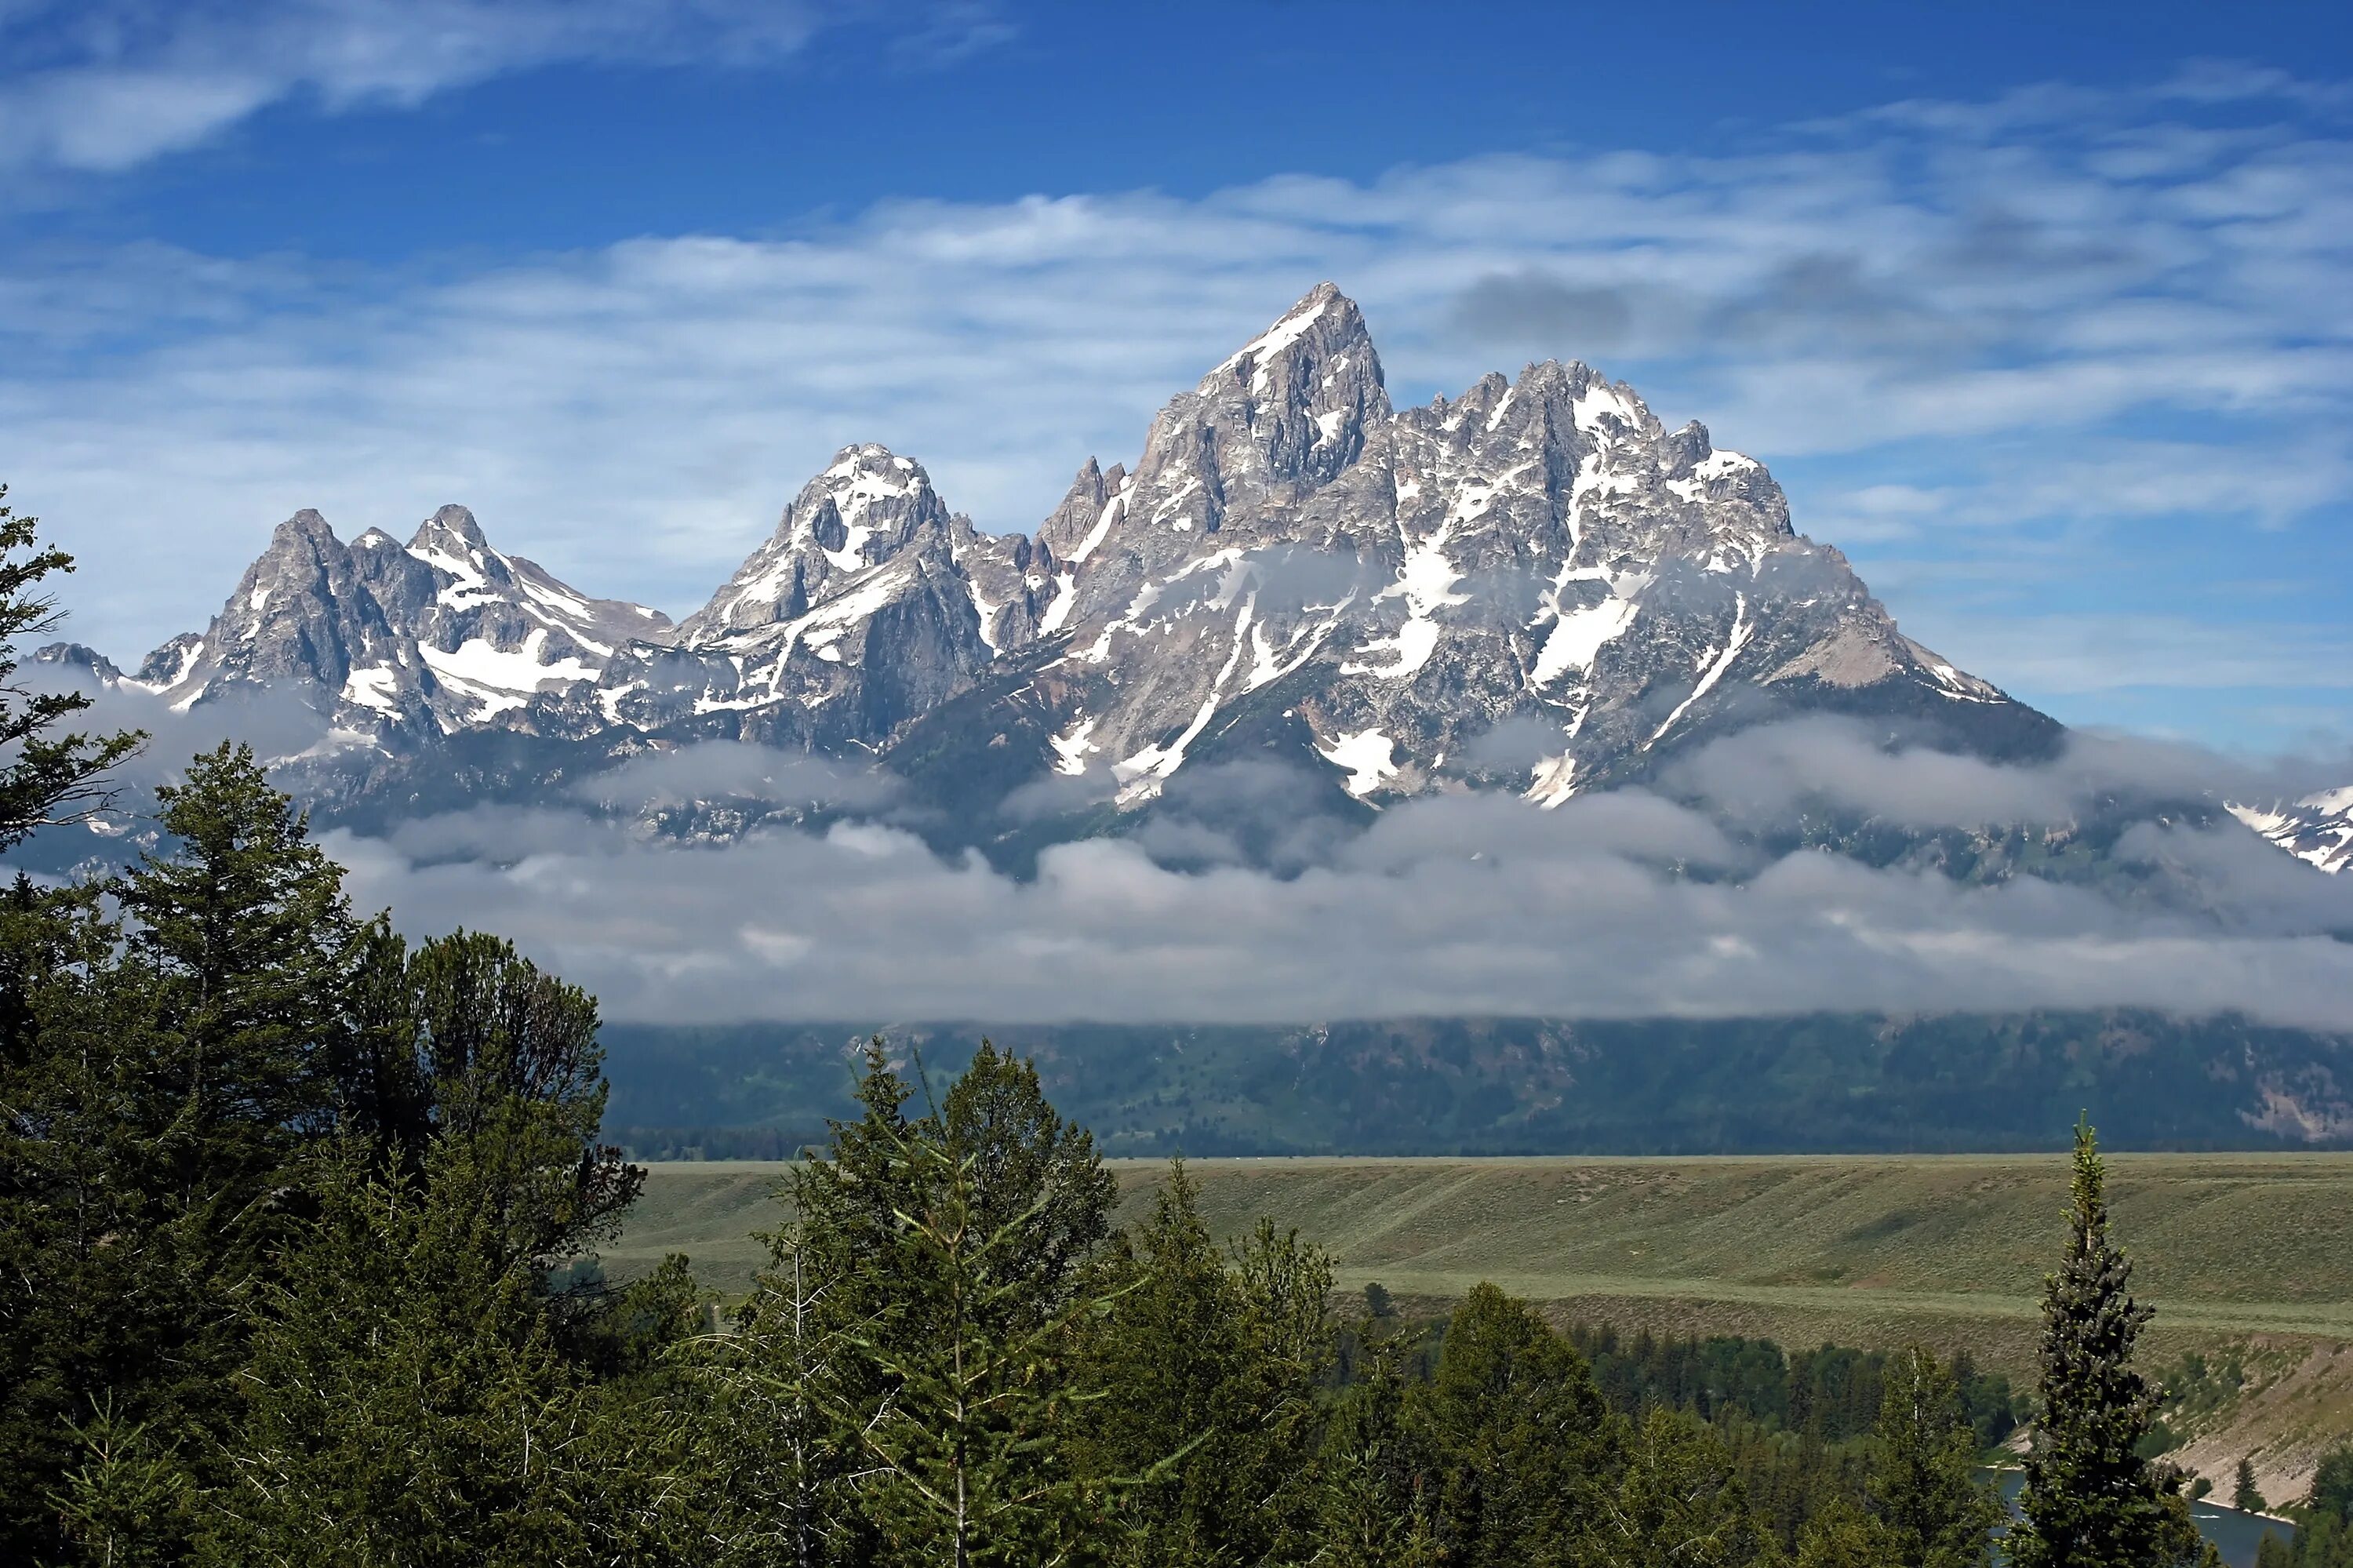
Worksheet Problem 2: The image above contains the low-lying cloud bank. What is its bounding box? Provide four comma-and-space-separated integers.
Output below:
322, 729, 2353, 1031
26, 669, 2353, 1031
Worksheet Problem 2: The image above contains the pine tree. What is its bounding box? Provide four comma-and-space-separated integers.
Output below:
1796, 1493, 1898, 1567
2237, 1457, 2268, 1514
2313, 1444, 2353, 1523
1602, 1407, 1780, 1567
198, 935, 693, 1566
938, 1040, 1118, 1329
2012, 1118, 2217, 1568
116, 742, 356, 1160
1073, 1164, 1334, 1566
3, 744, 357, 1559
1410, 1281, 1621, 1566
199, 1145, 614, 1567
714, 1224, 866, 1568
0, 490, 144, 849
778, 1041, 1124, 1566
51, 1400, 194, 1568
838, 1104, 1112, 1566
0, 879, 176, 1558
1315, 1333, 1438, 1568
402, 929, 643, 1278
1874, 1345, 2000, 1567
1071, 1161, 1253, 1566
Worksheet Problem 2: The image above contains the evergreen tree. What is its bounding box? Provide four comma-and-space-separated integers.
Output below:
3, 745, 353, 1559
1874, 1345, 2000, 1567
0, 490, 144, 849
403, 929, 643, 1279
1409, 1282, 1620, 1567
1796, 1493, 1898, 1567
2238, 1457, 2268, 1514
776, 1042, 1123, 1566
50, 1400, 195, 1568
1071, 1161, 1258, 1566
2012, 1118, 2216, 1568
940, 1041, 1117, 1326
198, 1143, 699, 1567
0, 880, 176, 1557
118, 743, 355, 1114
1072, 1164, 1337, 1566
838, 1102, 1111, 1565
2313, 1445, 2353, 1523
1602, 1407, 1780, 1567
198, 929, 693, 1566
1314, 1333, 1437, 1568
714, 1224, 866, 1568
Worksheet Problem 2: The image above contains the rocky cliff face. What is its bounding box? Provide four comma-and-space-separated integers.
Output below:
76, 282, 2064, 846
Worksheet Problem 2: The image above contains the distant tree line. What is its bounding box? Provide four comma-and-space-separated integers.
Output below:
1561, 1324, 2020, 1450
0, 500, 2290, 1564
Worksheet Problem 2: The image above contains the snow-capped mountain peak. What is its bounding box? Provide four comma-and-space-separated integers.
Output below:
99, 282, 2071, 851
130, 505, 668, 736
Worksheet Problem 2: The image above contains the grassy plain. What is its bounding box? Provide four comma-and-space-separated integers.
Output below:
613, 1151, 2353, 1495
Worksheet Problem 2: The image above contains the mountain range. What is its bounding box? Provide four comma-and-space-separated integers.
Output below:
53, 281, 2183, 860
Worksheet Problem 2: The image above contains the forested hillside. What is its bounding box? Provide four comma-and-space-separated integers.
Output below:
602, 1015, 2353, 1160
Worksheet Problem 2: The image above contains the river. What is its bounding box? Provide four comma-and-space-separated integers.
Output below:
1992, 1469, 2297, 1567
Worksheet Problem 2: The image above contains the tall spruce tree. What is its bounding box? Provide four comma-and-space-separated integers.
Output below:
1314, 1332, 1437, 1568
777, 1042, 1123, 1567
1073, 1163, 1334, 1566
713, 1224, 867, 1568
1602, 1407, 1780, 1567
1874, 1346, 2000, 1567
1796, 1493, 1899, 1567
4, 745, 355, 1560
117, 742, 355, 1154
198, 924, 693, 1565
0, 885, 188, 1559
2012, 1119, 2216, 1568
1410, 1281, 1621, 1567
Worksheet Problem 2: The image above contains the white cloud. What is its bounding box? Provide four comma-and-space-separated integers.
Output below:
0, 0, 846, 173
320, 773, 2353, 1029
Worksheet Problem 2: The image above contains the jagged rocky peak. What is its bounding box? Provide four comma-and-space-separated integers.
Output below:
679, 444, 958, 642
592, 442, 1003, 749
1134, 283, 1388, 526
136, 631, 204, 688
93, 280, 2071, 851
995, 284, 2049, 813
130, 503, 667, 735
1035, 457, 1127, 561
951, 513, 1060, 656
398, 502, 674, 656
29, 642, 123, 683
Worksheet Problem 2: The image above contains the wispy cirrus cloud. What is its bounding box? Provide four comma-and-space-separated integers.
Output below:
0, 0, 1006, 175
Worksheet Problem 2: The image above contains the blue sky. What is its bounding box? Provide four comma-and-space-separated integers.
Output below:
4, 0, 2351, 754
